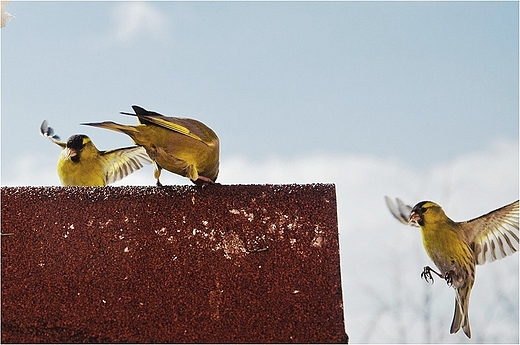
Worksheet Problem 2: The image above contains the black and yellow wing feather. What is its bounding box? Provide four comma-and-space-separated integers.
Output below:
385, 196, 418, 227
100, 146, 152, 185
121, 105, 217, 146
462, 200, 519, 265
40, 120, 66, 148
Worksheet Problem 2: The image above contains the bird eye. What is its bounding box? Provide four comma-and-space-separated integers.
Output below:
421, 207, 427, 213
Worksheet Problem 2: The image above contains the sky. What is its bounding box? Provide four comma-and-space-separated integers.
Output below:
1, 1, 519, 343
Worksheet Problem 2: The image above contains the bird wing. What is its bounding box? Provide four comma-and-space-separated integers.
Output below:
121, 106, 217, 146
100, 146, 152, 184
40, 120, 66, 148
463, 200, 519, 265
385, 196, 418, 227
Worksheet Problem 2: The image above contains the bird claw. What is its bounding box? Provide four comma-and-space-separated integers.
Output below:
192, 176, 215, 186
444, 270, 454, 287
421, 266, 435, 284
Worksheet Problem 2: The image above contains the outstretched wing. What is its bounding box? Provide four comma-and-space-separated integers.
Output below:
40, 120, 66, 148
463, 200, 519, 265
385, 196, 418, 227
121, 105, 218, 146
100, 146, 152, 184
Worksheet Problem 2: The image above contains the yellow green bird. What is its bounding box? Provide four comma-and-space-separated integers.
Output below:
40, 120, 151, 186
385, 196, 519, 339
82, 105, 220, 186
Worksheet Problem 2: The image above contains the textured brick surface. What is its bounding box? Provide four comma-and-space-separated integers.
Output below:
1, 184, 348, 343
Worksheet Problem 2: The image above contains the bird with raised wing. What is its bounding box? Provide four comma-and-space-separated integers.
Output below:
385, 196, 519, 339
41, 120, 151, 186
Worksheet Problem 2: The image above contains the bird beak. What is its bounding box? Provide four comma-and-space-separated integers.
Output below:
67, 148, 77, 158
409, 211, 421, 224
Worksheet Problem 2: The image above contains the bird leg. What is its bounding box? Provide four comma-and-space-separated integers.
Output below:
154, 162, 163, 187
421, 266, 443, 284
444, 270, 456, 287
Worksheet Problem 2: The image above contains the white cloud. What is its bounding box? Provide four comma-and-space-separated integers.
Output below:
111, 2, 168, 44
2, 138, 518, 342
2, 153, 60, 187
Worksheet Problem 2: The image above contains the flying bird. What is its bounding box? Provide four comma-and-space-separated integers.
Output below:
385, 196, 519, 338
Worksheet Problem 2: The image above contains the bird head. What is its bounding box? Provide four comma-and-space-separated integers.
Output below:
409, 201, 445, 226
65, 134, 91, 163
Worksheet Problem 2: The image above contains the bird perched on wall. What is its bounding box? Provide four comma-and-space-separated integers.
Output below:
41, 120, 151, 186
82, 105, 220, 186
385, 196, 519, 339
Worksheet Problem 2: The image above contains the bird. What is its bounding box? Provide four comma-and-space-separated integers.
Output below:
40, 120, 152, 186
385, 196, 519, 339
81, 105, 220, 186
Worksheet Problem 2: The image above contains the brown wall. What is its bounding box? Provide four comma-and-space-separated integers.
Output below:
2, 184, 348, 343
